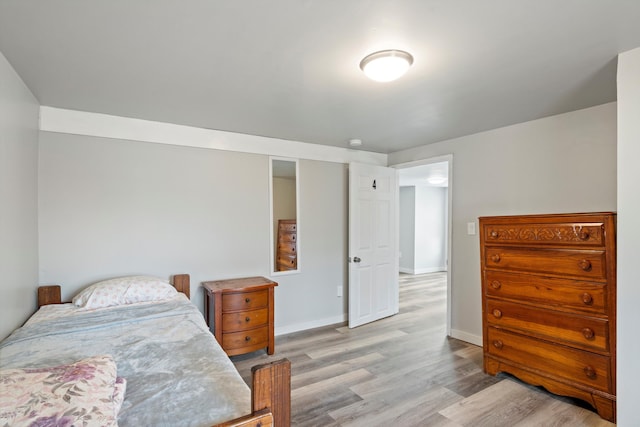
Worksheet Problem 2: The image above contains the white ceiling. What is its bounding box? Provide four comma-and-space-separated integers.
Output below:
399, 161, 448, 187
1, 1, 640, 154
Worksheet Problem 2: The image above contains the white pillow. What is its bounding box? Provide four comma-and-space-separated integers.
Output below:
72, 275, 177, 309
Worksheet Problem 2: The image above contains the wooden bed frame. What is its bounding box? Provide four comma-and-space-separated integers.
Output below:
37, 274, 291, 427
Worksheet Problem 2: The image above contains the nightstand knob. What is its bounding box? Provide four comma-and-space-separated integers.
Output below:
493, 340, 503, 349
245, 317, 251, 322
492, 309, 503, 319
490, 231, 499, 239
245, 336, 251, 342
490, 280, 501, 290
491, 254, 501, 263
245, 297, 251, 303
579, 230, 590, 241
584, 365, 597, 379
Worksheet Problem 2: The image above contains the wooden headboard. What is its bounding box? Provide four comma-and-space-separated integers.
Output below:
38, 274, 191, 308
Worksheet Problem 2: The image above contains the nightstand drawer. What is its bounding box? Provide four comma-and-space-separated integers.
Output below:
222, 290, 268, 311
222, 308, 268, 332
222, 326, 269, 352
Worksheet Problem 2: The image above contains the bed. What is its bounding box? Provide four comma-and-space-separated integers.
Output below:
0, 274, 290, 427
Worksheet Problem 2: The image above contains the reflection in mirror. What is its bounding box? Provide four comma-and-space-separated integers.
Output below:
270, 158, 299, 274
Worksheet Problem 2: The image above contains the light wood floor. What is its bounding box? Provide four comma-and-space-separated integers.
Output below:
231, 272, 615, 426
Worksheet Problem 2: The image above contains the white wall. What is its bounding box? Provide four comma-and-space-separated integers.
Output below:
399, 187, 416, 272
37, 132, 348, 334
0, 51, 40, 340
616, 47, 640, 426
414, 186, 447, 273
399, 186, 448, 274
389, 102, 617, 344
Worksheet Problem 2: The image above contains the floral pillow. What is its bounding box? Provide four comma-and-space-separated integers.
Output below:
0, 355, 126, 427
72, 275, 177, 309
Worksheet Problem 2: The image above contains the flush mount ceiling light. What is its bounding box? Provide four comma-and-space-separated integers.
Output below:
360, 49, 414, 82
427, 175, 447, 185
349, 138, 363, 147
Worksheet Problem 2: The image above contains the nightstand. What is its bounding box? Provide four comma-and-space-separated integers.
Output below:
202, 276, 277, 356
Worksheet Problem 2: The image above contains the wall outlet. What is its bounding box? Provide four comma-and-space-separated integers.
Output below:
337, 286, 343, 297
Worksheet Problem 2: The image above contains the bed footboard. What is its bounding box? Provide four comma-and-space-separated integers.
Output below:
215, 358, 291, 427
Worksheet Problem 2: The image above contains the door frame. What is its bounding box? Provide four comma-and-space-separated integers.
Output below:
392, 154, 453, 336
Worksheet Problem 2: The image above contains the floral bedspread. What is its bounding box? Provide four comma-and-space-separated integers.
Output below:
0, 295, 251, 427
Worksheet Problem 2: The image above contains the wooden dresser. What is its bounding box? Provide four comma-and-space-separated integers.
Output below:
479, 212, 616, 422
276, 219, 297, 271
202, 277, 277, 356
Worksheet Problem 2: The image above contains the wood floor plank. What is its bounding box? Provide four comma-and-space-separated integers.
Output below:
229, 272, 616, 426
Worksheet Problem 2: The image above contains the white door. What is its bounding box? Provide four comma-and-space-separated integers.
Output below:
349, 162, 399, 328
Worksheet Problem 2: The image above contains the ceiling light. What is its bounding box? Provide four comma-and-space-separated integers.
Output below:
349, 139, 362, 147
360, 50, 414, 82
427, 176, 447, 185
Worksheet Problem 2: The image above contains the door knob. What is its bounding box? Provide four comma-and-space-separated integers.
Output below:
353, 256, 361, 263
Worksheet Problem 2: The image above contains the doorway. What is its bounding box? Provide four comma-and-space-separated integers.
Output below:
393, 155, 452, 336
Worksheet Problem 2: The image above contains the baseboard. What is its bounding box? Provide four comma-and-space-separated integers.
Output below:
275, 313, 347, 336
399, 266, 447, 275
450, 329, 482, 346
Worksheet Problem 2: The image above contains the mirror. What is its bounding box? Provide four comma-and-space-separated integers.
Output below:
270, 157, 299, 274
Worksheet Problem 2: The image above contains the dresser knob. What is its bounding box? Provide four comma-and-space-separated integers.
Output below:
579, 230, 591, 241
581, 293, 594, 305
245, 298, 251, 303
493, 340, 503, 349
491, 254, 501, 263
492, 309, 503, 319
582, 328, 595, 339
245, 317, 251, 322
490, 231, 499, 239
578, 259, 592, 271
584, 365, 597, 379
490, 281, 502, 290
245, 336, 251, 342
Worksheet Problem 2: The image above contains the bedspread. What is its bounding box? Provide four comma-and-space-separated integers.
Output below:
0, 294, 251, 427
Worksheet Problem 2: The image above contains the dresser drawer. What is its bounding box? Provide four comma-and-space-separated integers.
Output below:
484, 271, 607, 315
487, 327, 611, 392
279, 232, 297, 243
277, 241, 297, 255
222, 290, 268, 311
483, 222, 605, 247
277, 254, 297, 270
486, 300, 609, 352
222, 308, 268, 332
279, 222, 297, 232
222, 326, 269, 351
484, 247, 606, 279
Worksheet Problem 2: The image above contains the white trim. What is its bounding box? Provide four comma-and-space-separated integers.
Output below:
392, 154, 454, 337
39, 106, 388, 165
399, 267, 447, 275
450, 329, 482, 346
275, 314, 347, 336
